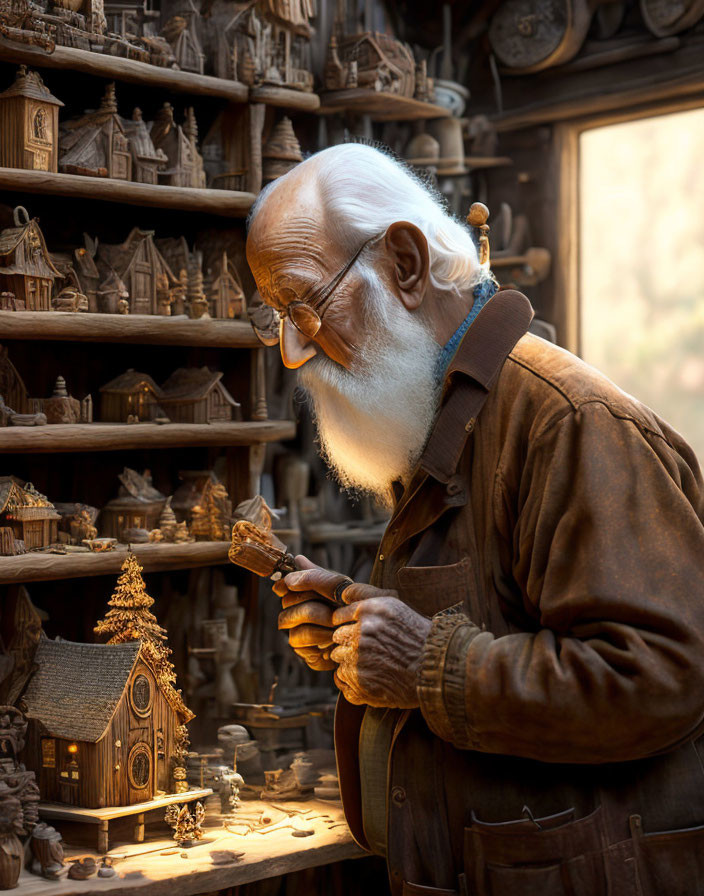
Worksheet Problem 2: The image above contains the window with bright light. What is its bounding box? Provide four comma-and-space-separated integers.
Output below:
580, 107, 704, 465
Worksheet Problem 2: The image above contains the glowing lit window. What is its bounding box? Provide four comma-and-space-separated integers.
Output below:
580, 107, 704, 464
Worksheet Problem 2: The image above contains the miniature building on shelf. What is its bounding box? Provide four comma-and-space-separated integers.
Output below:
217, 0, 314, 91
262, 117, 303, 183
121, 108, 167, 185
99, 369, 163, 422
149, 103, 206, 189
100, 467, 166, 540
159, 367, 241, 424
161, 0, 205, 74
190, 477, 233, 541
0, 477, 60, 553
52, 236, 101, 313
171, 470, 224, 525
103, 0, 158, 40
205, 251, 246, 319
96, 228, 178, 315
0, 207, 62, 312
201, 103, 264, 195
59, 83, 131, 180
21, 637, 192, 807
31, 375, 92, 424
0, 66, 64, 172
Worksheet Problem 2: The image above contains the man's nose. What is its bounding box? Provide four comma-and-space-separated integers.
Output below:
280, 317, 318, 369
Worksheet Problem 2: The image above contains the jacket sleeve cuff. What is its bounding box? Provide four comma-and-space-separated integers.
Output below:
417, 609, 480, 745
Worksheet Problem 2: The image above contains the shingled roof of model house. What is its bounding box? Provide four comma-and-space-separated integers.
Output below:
22, 638, 143, 742
159, 367, 238, 405
99, 370, 163, 396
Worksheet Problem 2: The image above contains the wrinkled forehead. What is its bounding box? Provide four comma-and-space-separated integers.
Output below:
246, 178, 350, 307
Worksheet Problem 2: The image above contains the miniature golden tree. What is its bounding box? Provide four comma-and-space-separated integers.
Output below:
189, 480, 232, 541
94, 551, 176, 688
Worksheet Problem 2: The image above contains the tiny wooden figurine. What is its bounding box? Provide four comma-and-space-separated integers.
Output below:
0, 706, 41, 890
29, 823, 66, 881
186, 258, 209, 319
0, 477, 60, 554
22, 552, 194, 808
59, 82, 131, 180
165, 800, 204, 846
149, 103, 206, 189
0, 66, 64, 172
99, 369, 163, 422
262, 117, 303, 184
100, 467, 166, 540
0, 207, 62, 312
148, 497, 193, 544
205, 250, 247, 319
159, 367, 241, 424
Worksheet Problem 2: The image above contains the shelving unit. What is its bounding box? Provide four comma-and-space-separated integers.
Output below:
319, 88, 450, 121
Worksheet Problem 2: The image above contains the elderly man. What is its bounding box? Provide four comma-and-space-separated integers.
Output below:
246, 144, 704, 896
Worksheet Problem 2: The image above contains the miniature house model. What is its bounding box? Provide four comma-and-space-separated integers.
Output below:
59, 83, 131, 180
0, 477, 61, 554
159, 367, 240, 423
0, 66, 64, 172
100, 467, 166, 540
0, 207, 62, 311
22, 638, 191, 808
206, 251, 246, 319
100, 369, 163, 421
96, 228, 177, 315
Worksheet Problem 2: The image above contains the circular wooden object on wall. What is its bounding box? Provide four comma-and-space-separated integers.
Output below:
130, 673, 153, 717
128, 742, 152, 790
489, 0, 593, 73
640, 0, 704, 35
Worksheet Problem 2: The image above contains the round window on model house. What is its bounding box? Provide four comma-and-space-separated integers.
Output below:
128, 743, 152, 791
130, 672, 153, 717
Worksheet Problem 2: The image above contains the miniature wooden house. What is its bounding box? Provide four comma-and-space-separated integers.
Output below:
121, 108, 167, 185
149, 103, 206, 189
159, 367, 240, 424
0, 207, 62, 311
0, 477, 60, 553
161, 0, 205, 74
100, 467, 166, 540
100, 369, 163, 422
22, 638, 191, 808
262, 116, 303, 183
202, 103, 264, 195
59, 83, 131, 180
0, 66, 64, 172
97, 228, 177, 315
206, 251, 246, 319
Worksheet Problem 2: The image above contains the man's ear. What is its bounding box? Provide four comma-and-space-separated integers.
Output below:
384, 221, 429, 311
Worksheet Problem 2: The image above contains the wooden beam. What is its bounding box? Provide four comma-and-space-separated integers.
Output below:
0, 38, 249, 102
0, 169, 256, 217
552, 123, 580, 354
0, 420, 296, 453
319, 89, 450, 121
493, 70, 704, 132
0, 542, 231, 583
250, 86, 321, 111
0, 312, 261, 348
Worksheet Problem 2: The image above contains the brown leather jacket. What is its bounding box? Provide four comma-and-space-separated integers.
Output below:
335, 289, 704, 896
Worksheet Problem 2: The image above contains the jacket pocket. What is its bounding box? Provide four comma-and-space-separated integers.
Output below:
397, 557, 475, 618
630, 814, 704, 896
464, 806, 608, 896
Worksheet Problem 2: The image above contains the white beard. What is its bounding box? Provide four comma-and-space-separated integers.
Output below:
298, 266, 442, 507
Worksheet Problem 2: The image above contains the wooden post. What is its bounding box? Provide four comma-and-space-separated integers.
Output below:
98, 820, 109, 853
134, 813, 145, 843
250, 348, 268, 421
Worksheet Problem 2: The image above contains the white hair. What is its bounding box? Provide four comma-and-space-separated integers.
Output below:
250, 143, 483, 295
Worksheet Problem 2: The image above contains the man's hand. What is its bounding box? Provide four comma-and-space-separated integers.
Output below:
274, 556, 355, 672
330, 595, 432, 708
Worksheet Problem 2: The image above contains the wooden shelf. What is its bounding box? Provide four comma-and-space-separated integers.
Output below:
0, 312, 261, 348
15, 800, 363, 896
0, 541, 233, 583
0, 168, 255, 217
0, 38, 249, 102
0, 420, 295, 453
250, 85, 320, 111
319, 89, 450, 121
